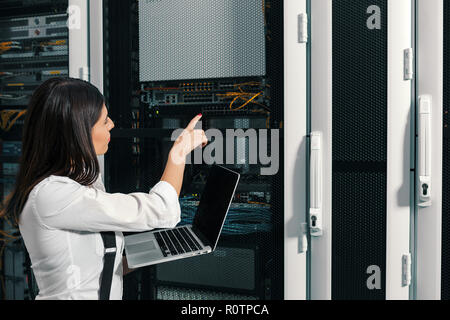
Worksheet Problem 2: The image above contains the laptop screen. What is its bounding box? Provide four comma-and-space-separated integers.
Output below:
192, 165, 240, 250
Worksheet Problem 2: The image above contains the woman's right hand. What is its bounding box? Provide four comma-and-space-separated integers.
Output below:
170, 114, 208, 164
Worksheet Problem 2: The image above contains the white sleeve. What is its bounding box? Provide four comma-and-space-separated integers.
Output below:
91, 172, 106, 192
31, 178, 181, 232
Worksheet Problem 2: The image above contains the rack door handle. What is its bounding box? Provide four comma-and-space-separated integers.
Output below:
418, 95, 432, 207
310, 132, 323, 236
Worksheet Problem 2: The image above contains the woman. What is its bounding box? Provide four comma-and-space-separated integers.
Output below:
0, 77, 207, 299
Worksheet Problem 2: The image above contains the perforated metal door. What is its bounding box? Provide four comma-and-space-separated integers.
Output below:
310, 0, 412, 300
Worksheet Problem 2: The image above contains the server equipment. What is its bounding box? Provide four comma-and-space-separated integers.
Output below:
0, 0, 69, 300
102, 0, 307, 300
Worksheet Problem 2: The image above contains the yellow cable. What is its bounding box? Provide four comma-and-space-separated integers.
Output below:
229, 95, 242, 109
216, 82, 270, 113
0, 47, 11, 54
40, 39, 66, 47
230, 91, 263, 111
233, 81, 261, 88
217, 91, 265, 110
5, 110, 26, 131
0, 110, 27, 131
0, 111, 11, 130
0, 110, 15, 129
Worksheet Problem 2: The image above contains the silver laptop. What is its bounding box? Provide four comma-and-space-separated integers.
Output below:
124, 165, 240, 268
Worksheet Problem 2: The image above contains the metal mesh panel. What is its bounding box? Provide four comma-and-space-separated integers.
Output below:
138, 0, 266, 81
332, 0, 387, 300
332, 171, 387, 299
157, 285, 258, 300
442, 0, 450, 301
156, 246, 256, 290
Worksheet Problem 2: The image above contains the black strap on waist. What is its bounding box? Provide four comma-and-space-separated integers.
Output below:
100, 231, 117, 300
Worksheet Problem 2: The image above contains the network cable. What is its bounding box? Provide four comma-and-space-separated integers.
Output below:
216, 81, 271, 127
0, 41, 22, 54
0, 109, 27, 131
179, 196, 272, 235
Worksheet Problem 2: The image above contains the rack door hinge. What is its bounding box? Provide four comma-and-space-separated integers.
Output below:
79, 66, 90, 81
402, 253, 412, 287
404, 48, 413, 80
298, 13, 308, 43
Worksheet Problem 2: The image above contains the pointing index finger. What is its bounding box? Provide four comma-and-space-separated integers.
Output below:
186, 113, 202, 130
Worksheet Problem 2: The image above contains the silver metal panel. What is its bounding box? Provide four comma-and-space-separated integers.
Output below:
415, 0, 443, 300
310, 0, 332, 300
284, 0, 308, 300
89, 0, 105, 182
385, 0, 412, 300
89, 0, 104, 94
138, 0, 266, 82
68, 0, 89, 80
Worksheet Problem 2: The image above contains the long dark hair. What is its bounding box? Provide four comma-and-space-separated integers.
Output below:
0, 77, 105, 227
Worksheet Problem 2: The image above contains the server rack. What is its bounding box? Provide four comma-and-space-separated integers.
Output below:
100, 0, 308, 300
309, 0, 413, 300
0, 0, 70, 299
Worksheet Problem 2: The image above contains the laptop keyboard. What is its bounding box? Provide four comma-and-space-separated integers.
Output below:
154, 226, 203, 257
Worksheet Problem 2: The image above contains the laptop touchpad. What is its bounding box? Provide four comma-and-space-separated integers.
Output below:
126, 240, 157, 255
126, 239, 165, 268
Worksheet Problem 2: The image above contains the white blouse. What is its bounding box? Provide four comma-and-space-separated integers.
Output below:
18, 173, 181, 300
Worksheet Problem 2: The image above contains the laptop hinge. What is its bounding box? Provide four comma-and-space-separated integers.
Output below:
191, 225, 213, 249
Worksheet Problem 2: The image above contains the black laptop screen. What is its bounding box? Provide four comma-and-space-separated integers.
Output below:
192, 165, 239, 249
